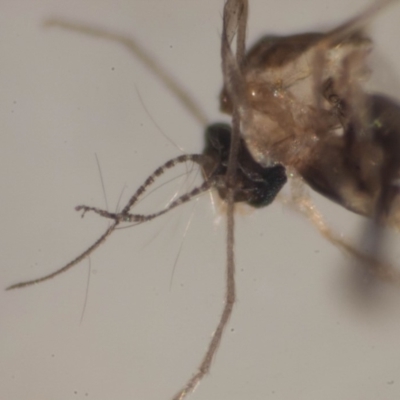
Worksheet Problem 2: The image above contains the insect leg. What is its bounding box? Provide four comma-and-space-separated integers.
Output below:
283, 177, 400, 285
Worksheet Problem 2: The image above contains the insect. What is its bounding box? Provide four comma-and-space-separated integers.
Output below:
2, 0, 400, 400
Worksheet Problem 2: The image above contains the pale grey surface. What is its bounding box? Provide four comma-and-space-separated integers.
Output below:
2, 1, 400, 400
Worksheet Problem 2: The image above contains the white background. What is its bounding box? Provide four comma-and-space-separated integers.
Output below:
2, 1, 400, 400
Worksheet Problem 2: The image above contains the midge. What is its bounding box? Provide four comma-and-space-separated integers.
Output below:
7, 0, 400, 399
